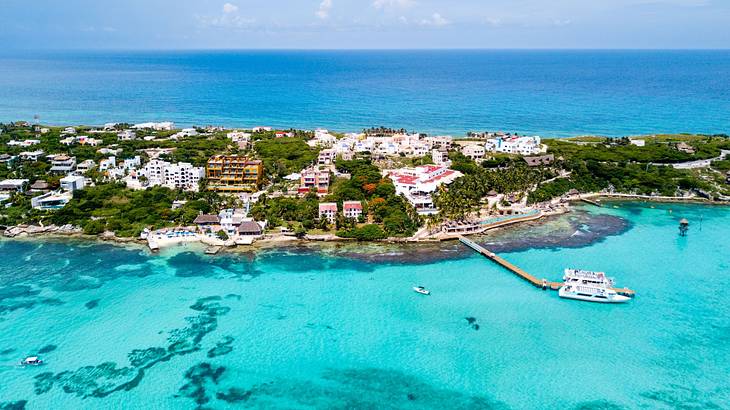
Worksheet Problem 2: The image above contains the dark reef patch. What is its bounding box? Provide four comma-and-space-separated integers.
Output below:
216, 388, 253, 403
32, 296, 229, 399
0, 348, 16, 355
37, 344, 56, 354
0, 400, 27, 410
331, 209, 630, 265
189, 367, 506, 409
573, 400, 627, 410
207, 336, 235, 358
175, 362, 226, 408
639, 385, 725, 409
84, 299, 100, 309
465, 317, 480, 331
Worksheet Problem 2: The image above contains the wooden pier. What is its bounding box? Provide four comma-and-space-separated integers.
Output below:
458, 236, 635, 297
580, 198, 602, 207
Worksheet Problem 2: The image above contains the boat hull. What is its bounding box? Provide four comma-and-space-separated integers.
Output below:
558, 287, 630, 303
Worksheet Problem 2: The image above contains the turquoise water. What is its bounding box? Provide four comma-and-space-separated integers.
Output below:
0, 203, 729, 409
1, 50, 730, 136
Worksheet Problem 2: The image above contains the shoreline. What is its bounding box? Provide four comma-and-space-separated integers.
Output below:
2, 195, 722, 253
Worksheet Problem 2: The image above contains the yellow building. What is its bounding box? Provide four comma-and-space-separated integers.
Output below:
206, 155, 263, 192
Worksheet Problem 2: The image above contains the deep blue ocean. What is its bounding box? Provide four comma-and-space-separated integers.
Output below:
1, 50, 729, 136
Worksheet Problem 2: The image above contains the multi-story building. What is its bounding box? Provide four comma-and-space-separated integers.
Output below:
49, 155, 77, 174
343, 201, 363, 219
485, 136, 542, 156
462, 144, 486, 161
60, 175, 86, 192
126, 160, 203, 191
206, 155, 263, 192
299, 165, 330, 194
318, 149, 336, 165
163, 162, 205, 191
318, 202, 338, 223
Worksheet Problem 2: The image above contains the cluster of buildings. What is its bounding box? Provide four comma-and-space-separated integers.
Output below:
307, 129, 454, 160
191, 209, 265, 242
317, 201, 363, 223
385, 164, 463, 215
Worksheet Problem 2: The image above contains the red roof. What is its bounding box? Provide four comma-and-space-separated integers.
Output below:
319, 203, 337, 211
343, 201, 363, 210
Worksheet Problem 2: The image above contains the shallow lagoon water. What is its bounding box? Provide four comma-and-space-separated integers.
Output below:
0, 203, 729, 409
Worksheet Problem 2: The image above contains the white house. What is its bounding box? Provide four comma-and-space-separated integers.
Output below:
318, 202, 338, 223
60, 175, 85, 192
343, 201, 363, 219
485, 136, 542, 156
462, 144, 486, 161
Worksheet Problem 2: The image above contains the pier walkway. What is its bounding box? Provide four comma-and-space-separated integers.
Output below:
458, 236, 635, 297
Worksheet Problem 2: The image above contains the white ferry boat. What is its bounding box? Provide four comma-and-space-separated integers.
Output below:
563, 268, 615, 287
559, 283, 630, 303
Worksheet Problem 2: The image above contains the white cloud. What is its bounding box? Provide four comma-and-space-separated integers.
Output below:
197, 4, 255, 29
373, 0, 415, 10
420, 12, 450, 27
317, 0, 333, 19
222, 3, 238, 14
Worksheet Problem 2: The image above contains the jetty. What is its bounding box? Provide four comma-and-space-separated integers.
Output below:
580, 198, 602, 207
204, 246, 222, 255
458, 236, 635, 297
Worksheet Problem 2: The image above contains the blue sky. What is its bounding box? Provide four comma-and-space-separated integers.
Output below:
1, 0, 728, 49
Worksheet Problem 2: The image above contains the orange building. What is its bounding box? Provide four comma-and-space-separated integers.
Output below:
206, 155, 263, 192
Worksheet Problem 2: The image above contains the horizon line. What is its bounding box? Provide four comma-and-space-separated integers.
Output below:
4, 47, 730, 53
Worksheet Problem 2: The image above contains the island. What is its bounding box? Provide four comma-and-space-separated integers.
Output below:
0, 121, 728, 250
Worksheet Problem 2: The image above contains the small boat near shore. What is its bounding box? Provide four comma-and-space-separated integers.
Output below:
20, 356, 43, 366
559, 284, 630, 303
413, 286, 431, 295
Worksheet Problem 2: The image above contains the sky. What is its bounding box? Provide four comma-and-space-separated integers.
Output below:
1, 0, 728, 49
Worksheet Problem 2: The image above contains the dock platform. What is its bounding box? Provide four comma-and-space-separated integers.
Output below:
204, 246, 222, 255
458, 236, 635, 297
580, 198, 602, 207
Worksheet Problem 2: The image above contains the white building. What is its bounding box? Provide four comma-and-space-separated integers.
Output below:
49, 155, 76, 174
432, 149, 448, 165
318, 202, 338, 223
76, 159, 96, 173
343, 201, 363, 219
99, 157, 117, 172
462, 144, 486, 161
132, 122, 175, 131
60, 175, 86, 192
318, 149, 336, 165
117, 130, 137, 140
485, 136, 542, 156
386, 165, 463, 215
129, 160, 204, 191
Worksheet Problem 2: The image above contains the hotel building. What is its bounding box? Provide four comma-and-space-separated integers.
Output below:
206, 155, 264, 192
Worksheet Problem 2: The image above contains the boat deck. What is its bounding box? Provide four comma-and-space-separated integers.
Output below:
458, 236, 635, 297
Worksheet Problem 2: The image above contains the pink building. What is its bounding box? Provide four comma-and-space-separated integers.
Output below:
299, 166, 330, 194
343, 201, 363, 219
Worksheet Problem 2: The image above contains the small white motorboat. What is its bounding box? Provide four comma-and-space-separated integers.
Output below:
20, 356, 43, 366
413, 286, 431, 295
